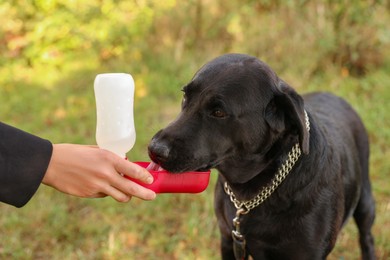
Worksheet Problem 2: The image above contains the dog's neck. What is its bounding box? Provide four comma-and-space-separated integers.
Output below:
219, 111, 311, 203
218, 141, 297, 201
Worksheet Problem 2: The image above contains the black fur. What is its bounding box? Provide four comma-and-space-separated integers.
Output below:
148, 54, 375, 259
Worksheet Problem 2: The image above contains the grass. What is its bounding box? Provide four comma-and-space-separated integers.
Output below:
0, 51, 389, 260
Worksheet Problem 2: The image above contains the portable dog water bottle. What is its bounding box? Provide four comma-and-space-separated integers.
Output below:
94, 73, 136, 158
94, 73, 210, 193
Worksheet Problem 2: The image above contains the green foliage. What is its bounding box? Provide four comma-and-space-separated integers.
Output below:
0, 1, 389, 259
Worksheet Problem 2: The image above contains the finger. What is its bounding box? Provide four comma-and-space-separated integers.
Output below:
100, 185, 132, 202
111, 174, 156, 201
115, 158, 154, 184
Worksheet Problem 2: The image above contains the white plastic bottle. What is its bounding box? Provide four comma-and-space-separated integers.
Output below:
94, 73, 136, 158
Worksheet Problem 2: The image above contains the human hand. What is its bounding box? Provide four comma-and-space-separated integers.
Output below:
42, 144, 156, 202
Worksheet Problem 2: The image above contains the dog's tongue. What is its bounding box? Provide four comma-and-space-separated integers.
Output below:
146, 161, 164, 171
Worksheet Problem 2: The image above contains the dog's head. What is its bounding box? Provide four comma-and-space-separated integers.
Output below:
148, 53, 309, 184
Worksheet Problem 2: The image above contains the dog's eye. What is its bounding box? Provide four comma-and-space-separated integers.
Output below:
211, 109, 227, 118
182, 94, 187, 107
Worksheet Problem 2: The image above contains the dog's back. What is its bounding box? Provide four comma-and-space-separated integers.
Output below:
304, 92, 375, 259
304, 92, 369, 210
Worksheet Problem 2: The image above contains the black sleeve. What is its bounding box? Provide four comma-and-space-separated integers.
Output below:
0, 122, 53, 207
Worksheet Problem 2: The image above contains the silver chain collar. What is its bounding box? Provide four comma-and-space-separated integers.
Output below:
224, 110, 310, 214
224, 142, 302, 214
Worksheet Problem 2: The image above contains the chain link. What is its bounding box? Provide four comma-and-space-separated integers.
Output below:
304, 110, 310, 133
224, 110, 310, 214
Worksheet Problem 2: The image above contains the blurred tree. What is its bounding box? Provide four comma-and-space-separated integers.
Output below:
0, 0, 174, 68
0, 0, 388, 76
324, 0, 384, 76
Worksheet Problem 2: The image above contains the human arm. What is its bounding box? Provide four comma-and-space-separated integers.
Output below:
0, 122, 155, 208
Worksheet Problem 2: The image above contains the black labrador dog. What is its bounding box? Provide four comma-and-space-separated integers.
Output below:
148, 53, 375, 259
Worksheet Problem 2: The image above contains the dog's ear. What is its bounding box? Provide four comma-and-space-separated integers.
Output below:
265, 81, 310, 154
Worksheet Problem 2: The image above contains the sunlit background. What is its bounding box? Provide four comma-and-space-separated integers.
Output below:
0, 1, 389, 259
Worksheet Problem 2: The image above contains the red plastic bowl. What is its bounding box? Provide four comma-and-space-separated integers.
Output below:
125, 162, 211, 194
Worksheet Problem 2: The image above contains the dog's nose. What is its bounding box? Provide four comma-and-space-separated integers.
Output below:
148, 139, 171, 164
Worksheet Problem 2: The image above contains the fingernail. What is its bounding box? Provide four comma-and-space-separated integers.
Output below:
146, 176, 154, 184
